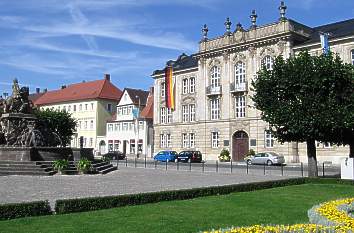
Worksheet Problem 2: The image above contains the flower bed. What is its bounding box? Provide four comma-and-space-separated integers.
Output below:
203, 198, 354, 233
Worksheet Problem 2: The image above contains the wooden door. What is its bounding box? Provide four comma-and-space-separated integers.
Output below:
232, 131, 249, 161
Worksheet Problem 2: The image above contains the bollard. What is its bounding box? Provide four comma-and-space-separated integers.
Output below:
263, 163, 266, 175
134, 158, 137, 168
202, 161, 205, 173
177, 160, 179, 171
144, 155, 147, 168
216, 161, 218, 173
246, 162, 249, 174
301, 162, 304, 177
230, 160, 233, 173
322, 162, 325, 177
189, 160, 192, 172
165, 160, 168, 170
117, 157, 119, 170
154, 160, 157, 169
125, 157, 128, 167
281, 164, 284, 176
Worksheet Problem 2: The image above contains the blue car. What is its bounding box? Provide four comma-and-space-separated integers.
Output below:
153, 151, 178, 162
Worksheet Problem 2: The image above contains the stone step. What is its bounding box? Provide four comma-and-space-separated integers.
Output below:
99, 166, 117, 174
0, 170, 55, 176
92, 161, 109, 167
95, 164, 113, 171
0, 166, 52, 172
0, 161, 37, 165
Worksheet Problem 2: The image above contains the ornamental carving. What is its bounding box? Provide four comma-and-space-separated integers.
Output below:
248, 46, 257, 58
232, 52, 247, 64
208, 59, 221, 68
277, 40, 287, 54
260, 46, 276, 57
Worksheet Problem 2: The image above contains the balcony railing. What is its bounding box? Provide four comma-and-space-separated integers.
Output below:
230, 82, 248, 93
206, 85, 222, 96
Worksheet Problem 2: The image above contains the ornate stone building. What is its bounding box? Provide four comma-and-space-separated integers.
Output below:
152, 2, 353, 164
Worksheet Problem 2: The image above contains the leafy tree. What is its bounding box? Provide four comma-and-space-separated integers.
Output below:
34, 108, 77, 147
252, 51, 354, 177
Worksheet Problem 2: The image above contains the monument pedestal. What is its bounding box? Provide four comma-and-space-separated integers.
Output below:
341, 158, 354, 180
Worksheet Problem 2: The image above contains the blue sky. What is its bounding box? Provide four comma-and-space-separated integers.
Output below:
0, 0, 354, 95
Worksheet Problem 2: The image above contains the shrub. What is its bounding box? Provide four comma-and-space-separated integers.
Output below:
53, 159, 68, 172
218, 149, 230, 162
76, 158, 92, 174
55, 178, 306, 214
246, 149, 256, 157
0, 201, 51, 220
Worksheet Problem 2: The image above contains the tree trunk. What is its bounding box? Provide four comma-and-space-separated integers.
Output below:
349, 141, 354, 158
307, 139, 318, 177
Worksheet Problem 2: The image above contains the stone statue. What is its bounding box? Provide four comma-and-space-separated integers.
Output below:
4, 86, 33, 114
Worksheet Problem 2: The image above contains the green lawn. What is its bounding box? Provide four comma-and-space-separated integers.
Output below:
1, 183, 354, 233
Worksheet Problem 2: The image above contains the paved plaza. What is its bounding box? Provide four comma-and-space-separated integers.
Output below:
0, 167, 297, 209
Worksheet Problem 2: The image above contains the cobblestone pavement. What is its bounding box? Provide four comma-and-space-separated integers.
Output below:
0, 167, 298, 209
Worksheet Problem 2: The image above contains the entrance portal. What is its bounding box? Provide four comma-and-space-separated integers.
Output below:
232, 131, 249, 161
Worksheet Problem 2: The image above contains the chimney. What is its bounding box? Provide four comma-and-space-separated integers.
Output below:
36, 87, 40, 94
61, 85, 66, 89
104, 73, 110, 81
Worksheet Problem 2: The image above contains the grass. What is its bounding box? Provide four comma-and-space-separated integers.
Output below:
0, 183, 354, 233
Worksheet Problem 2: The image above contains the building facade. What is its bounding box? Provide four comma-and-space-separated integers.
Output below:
152, 3, 353, 164
34, 74, 122, 152
105, 88, 154, 157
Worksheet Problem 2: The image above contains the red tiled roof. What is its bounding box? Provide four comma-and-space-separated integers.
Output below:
34, 79, 122, 105
140, 87, 153, 119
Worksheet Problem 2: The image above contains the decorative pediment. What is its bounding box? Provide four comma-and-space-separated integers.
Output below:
232, 52, 247, 64
208, 59, 221, 69
181, 96, 195, 104
259, 46, 276, 57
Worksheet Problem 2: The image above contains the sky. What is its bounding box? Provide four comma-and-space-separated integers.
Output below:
0, 0, 354, 96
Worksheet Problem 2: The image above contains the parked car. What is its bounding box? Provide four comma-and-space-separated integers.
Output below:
245, 152, 285, 165
177, 151, 203, 163
153, 151, 178, 162
102, 151, 125, 161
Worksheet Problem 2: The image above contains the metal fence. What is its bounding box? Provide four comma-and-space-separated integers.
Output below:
112, 157, 340, 177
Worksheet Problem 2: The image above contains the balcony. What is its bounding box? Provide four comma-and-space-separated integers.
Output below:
230, 82, 248, 93
206, 85, 222, 96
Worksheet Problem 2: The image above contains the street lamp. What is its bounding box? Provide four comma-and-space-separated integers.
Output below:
135, 95, 141, 158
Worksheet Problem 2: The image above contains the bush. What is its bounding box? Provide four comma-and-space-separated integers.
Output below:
218, 149, 230, 162
0, 201, 51, 220
53, 159, 68, 172
76, 158, 92, 173
55, 178, 306, 214
246, 149, 256, 157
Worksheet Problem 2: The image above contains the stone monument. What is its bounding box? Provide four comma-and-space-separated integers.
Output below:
0, 79, 75, 161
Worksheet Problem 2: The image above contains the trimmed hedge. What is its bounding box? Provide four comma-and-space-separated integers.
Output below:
55, 178, 306, 214
0, 201, 51, 220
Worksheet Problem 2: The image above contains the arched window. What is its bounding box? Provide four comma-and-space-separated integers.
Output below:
182, 78, 189, 94
210, 66, 221, 88
189, 77, 195, 93
262, 55, 274, 70
235, 62, 246, 84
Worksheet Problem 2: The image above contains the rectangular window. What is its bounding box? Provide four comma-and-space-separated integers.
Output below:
73, 105, 76, 111
235, 96, 246, 118
84, 121, 88, 129
123, 123, 128, 131
83, 138, 87, 147
265, 130, 274, 148
108, 124, 113, 132
190, 133, 195, 148
182, 105, 189, 122
160, 107, 166, 124
182, 79, 189, 94
107, 104, 112, 112
89, 138, 93, 147
91, 103, 94, 110
166, 134, 171, 147
189, 77, 195, 93
182, 133, 189, 148
161, 82, 165, 98
118, 107, 122, 115
90, 120, 94, 129
117, 123, 121, 131
85, 104, 88, 111
79, 104, 82, 111
160, 134, 165, 148
129, 123, 133, 131
211, 132, 219, 148
167, 108, 172, 123
68, 105, 71, 112
114, 123, 118, 131
63, 106, 66, 112
189, 104, 196, 122
210, 98, 220, 120
352, 50, 354, 65
139, 121, 144, 130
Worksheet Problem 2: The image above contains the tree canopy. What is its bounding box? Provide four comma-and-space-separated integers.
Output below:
34, 108, 77, 147
252, 51, 354, 177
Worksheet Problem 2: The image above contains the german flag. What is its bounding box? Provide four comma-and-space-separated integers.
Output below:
165, 66, 175, 110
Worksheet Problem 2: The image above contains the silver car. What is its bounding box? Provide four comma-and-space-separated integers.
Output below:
245, 152, 285, 165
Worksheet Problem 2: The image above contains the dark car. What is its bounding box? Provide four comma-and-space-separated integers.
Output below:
177, 151, 203, 163
102, 151, 125, 161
